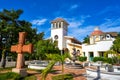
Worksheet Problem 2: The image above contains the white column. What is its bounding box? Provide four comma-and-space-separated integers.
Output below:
55, 23, 56, 28
94, 51, 99, 57
61, 22, 63, 28
85, 52, 89, 61
57, 22, 59, 28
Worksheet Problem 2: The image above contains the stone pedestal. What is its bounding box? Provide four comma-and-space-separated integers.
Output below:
12, 68, 27, 77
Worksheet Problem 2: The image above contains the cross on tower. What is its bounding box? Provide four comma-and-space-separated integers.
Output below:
11, 32, 33, 76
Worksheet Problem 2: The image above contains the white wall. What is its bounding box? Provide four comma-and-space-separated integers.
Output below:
82, 40, 114, 61
82, 40, 113, 52
51, 28, 65, 50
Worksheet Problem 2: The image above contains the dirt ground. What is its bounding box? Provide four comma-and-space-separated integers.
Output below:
27, 65, 87, 80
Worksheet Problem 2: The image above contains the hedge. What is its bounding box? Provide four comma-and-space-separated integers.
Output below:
93, 57, 113, 64
78, 56, 87, 62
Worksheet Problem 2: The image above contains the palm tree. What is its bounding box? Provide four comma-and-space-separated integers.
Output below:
105, 33, 120, 64
41, 53, 70, 80
41, 60, 56, 80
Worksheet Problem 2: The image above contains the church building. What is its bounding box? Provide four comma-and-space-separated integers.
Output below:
82, 27, 118, 61
49, 18, 118, 61
50, 18, 82, 56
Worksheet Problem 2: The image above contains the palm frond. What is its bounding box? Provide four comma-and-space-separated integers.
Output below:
41, 60, 56, 80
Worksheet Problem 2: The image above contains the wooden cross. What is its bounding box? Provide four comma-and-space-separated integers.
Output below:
11, 32, 33, 69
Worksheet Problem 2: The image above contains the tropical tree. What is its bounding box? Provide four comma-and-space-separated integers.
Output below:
41, 60, 56, 80
105, 32, 120, 64
82, 35, 90, 44
0, 9, 37, 67
111, 34, 120, 54
41, 53, 70, 80
36, 39, 60, 60
24, 32, 45, 60
0, 9, 37, 45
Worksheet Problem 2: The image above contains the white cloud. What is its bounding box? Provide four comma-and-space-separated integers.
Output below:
65, 17, 85, 28
71, 4, 78, 9
97, 6, 120, 15
31, 18, 47, 26
67, 15, 91, 28
69, 21, 84, 28
99, 18, 120, 32
66, 16, 120, 41
81, 15, 91, 19
68, 25, 94, 41
62, 16, 93, 41
104, 26, 120, 32
69, 4, 79, 11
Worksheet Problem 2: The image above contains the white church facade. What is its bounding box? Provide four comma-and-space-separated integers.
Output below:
82, 27, 118, 61
49, 18, 118, 61
50, 18, 82, 56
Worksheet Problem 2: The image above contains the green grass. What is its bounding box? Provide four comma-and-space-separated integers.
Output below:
0, 72, 37, 80
24, 75, 37, 80
0, 67, 42, 80
0, 67, 13, 71
0, 72, 21, 80
27, 68, 42, 73
52, 74, 73, 80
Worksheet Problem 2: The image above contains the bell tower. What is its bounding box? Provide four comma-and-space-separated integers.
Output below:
51, 18, 69, 50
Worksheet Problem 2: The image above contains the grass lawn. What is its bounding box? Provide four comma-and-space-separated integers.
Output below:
0, 67, 39, 80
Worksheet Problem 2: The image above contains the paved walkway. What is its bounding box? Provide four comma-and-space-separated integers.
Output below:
30, 65, 87, 80
0, 61, 87, 80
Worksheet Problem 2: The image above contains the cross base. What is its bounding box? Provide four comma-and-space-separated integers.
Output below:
12, 68, 27, 77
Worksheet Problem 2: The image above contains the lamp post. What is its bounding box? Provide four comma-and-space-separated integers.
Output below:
0, 32, 12, 68
0, 32, 2, 61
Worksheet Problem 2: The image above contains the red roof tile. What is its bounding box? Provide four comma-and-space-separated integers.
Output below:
51, 18, 69, 25
90, 27, 104, 36
91, 30, 104, 36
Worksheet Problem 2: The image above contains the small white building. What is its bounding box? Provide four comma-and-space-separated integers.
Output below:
50, 18, 82, 56
82, 27, 118, 61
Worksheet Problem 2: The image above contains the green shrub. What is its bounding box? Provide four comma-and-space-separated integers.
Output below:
111, 56, 120, 65
24, 75, 37, 80
93, 57, 114, 64
106, 58, 113, 64
93, 57, 106, 62
52, 74, 73, 80
0, 72, 21, 80
78, 56, 87, 62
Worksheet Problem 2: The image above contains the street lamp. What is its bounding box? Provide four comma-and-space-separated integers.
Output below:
2, 38, 7, 45
0, 32, 12, 68
0, 32, 2, 61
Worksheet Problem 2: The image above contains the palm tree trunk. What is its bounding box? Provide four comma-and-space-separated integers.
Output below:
62, 63, 64, 80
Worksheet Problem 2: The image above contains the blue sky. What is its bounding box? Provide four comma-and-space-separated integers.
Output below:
0, 0, 120, 41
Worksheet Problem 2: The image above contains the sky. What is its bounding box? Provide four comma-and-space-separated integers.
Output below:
0, 0, 120, 41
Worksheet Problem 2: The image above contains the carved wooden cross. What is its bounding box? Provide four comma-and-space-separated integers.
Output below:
11, 32, 33, 69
